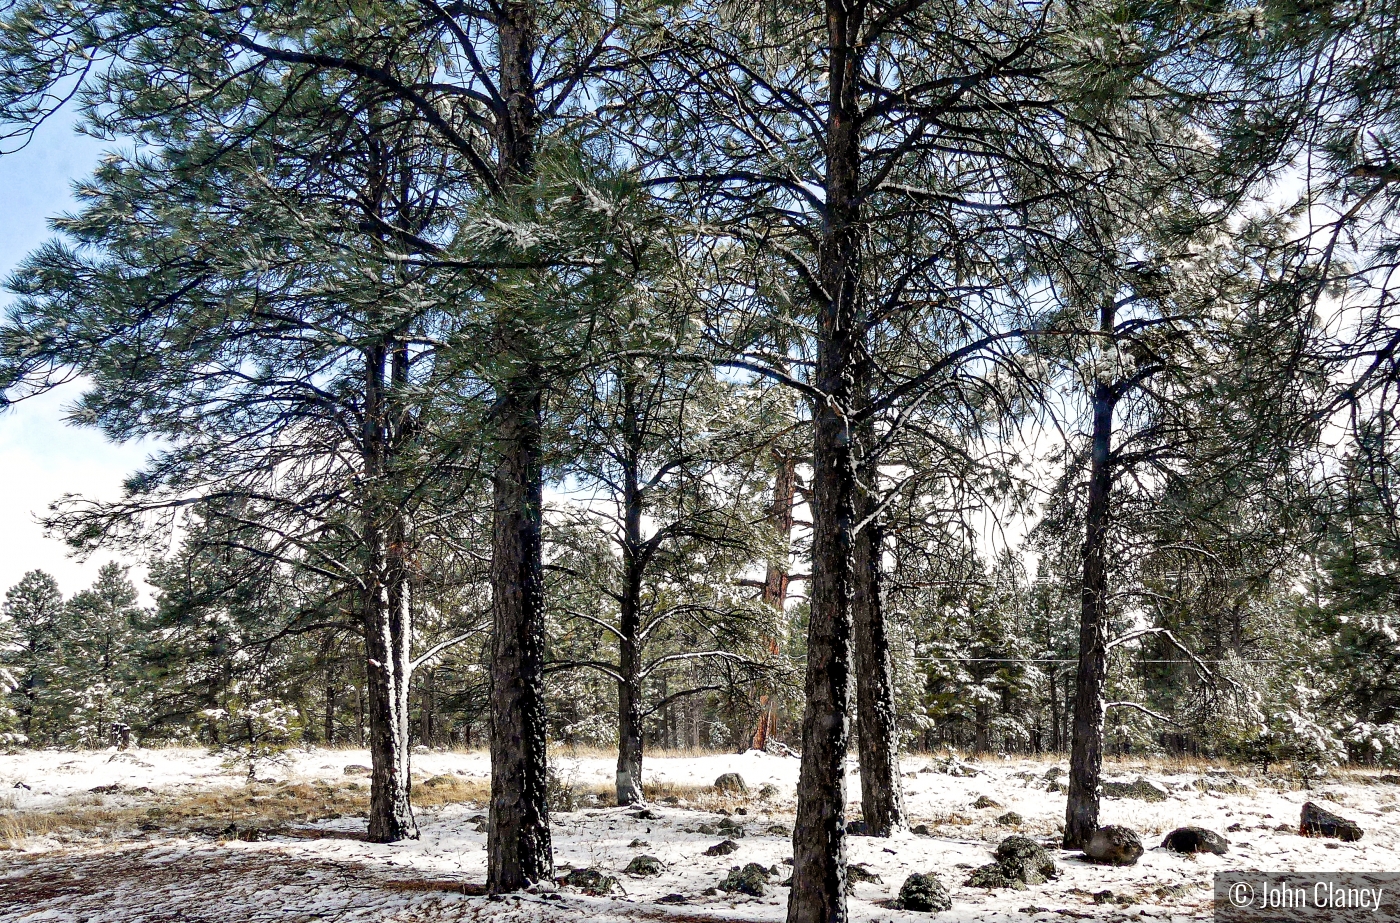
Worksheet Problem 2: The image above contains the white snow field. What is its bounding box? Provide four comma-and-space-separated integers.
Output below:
2, 747, 1398, 922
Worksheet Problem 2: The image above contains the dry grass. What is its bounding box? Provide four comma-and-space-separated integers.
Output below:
412, 773, 490, 807
0, 779, 368, 848
0, 770, 505, 850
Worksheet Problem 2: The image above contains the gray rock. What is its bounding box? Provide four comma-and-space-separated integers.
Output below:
714, 773, 748, 794
898, 872, 953, 912
625, 855, 664, 876
1300, 801, 1363, 841
719, 862, 771, 896
704, 839, 740, 857
563, 868, 617, 894
995, 835, 1057, 884
1101, 777, 1168, 802
846, 863, 882, 884
1161, 826, 1229, 855
716, 815, 746, 837
965, 835, 1057, 889
967, 863, 1026, 890
1084, 825, 1144, 866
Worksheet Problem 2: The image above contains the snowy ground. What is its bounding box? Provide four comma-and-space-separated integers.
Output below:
2, 747, 1398, 922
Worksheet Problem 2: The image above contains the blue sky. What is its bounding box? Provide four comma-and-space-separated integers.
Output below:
0, 116, 154, 600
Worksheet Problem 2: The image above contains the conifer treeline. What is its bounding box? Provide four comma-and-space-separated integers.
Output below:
0, 0, 1398, 915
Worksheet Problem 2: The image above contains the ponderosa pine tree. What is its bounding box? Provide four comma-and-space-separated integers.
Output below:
553, 285, 778, 802
0, 570, 64, 745
62, 562, 142, 747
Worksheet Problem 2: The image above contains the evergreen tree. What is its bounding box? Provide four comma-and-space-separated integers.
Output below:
62, 562, 143, 747
0, 570, 65, 745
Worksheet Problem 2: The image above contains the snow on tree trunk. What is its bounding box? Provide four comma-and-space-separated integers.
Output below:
362, 340, 418, 844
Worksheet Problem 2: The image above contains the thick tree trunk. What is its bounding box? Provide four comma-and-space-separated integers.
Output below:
616, 646, 644, 804
488, 380, 553, 890
487, 0, 552, 893
1064, 299, 1117, 850
852, 504, 904, 835
787, 2, 863, 919
363, 340, 418, 844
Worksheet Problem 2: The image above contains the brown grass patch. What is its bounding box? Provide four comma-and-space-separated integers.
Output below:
0, 779, 371, 848
412, 773, 490, 808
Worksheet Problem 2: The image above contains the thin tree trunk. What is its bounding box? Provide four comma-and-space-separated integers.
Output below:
1064, 298, 1117, 849
851, 351, 903, 836
487, 0, 552, 893
787, 0, 863, 917
852, 495, 904, 834
617, 389, 646, 805
363, 339, 418, 844
752, 450, 796, 750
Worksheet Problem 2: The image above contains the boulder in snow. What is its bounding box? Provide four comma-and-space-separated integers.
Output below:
714, 772, 748, 794
625, 855, 664, 876
846, 863, 882, 885
1300, 801, 1363, 841
966, 835, 1057, 889
562, 867, 617, 895
719, 863, 772, 896
1101, 777, 1169, 802
897, 872, 953, 912
1084, 825, 1144, 866
704, 839, 740, 857
1161, 826, 1229, 855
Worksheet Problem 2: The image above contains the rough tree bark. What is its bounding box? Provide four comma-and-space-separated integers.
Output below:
851, 346, 904, 836
363, 338, 418, 844
486, 0, 552, 893
751, 450, 796, 751
488, 374, 552, 889
616, 384, 646, 806
851, 480, 905, 835
1064, 296, 1118, 849
787, 0, 863, 919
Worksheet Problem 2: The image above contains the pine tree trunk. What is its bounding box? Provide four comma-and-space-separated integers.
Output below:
852, 498, 904, 835
486, 0, 552, 893
787, 1, 863, 918
362, 340, 418, 844
488, 379, 552, 889
752, 451, 796, 751
616, 647, 644, 804
1064, 299, 1117, 850
617, 405, 646, 806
